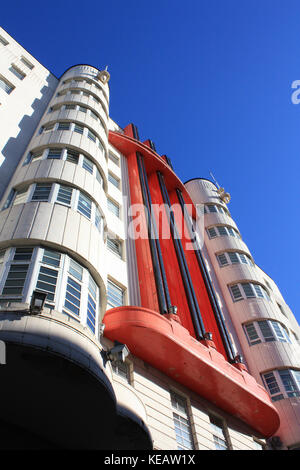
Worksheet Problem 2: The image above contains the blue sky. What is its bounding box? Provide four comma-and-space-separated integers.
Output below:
2, 0, 300, 322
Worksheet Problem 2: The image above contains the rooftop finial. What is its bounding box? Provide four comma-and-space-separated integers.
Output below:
97, 66, 110, 84
210, 171, 231, 203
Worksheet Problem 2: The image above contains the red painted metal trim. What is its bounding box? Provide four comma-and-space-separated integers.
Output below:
103, 306, 280, 438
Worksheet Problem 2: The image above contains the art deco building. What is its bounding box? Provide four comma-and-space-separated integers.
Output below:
0, 27, 299, 450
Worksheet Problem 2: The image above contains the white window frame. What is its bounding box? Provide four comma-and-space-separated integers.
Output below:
244, 320, 291, 346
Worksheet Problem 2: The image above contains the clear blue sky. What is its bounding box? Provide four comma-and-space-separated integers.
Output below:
2, 0, 300, 322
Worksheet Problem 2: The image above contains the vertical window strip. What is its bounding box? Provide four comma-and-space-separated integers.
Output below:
82, 156, 94, 174
244, 323, 261, 345
77, 192, 92, 219
32, 183, 52, 202
262, 372, 283, 400
0, 75, 15, 94
171, 392, 194, 450
87, 276, 97, 333
56, 185, 73, 206
209, 416, 229, 450
2, 264, 30, 296
107, 281, 124, 308
9, 64, 26, 80
107, 199, 120, 218
64, 276, 81, 316
36, 266, 58, 303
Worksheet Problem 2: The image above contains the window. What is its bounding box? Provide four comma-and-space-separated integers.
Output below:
0, 247, 100, 331
23, 150, 43, 165
216, 251, 253, 268
107, 280, 124, 308
108, 173, 120, 189
0, 36, 9, 46
244, 320, 291, 346
66, 149, 79, 164
20, 57, 34, 70
56, 185, 73, 206
65, 104, 76, 111
78, 106, 87, 113
41, 123, 55, 133
31, 183, 52, 202
1, 248, 33, 296
87, 129, 97, 142
63, 259, 82, 317
207, 225, 240, 239
107, 198, 120, 218
13, 187, 29, 205
209, 415, 230, 450
95, 207, 103, 233
87, 275, 97, 333
229, 282, 270, 302
204, 204, 230, 216
0, 75, 15, 94
77, 192, 92, 219
47, 148, 62, 159
10, 64, 26, 80
112, 361, 131, 384
74, 124, 84, 134
90, 110, 98, 120
262, 369, 300, 401
107, 236, 122, 258
2, 189, 15, 210
171, 392, 194, 450
57, 122, 70, 131
109, 152, 119, 166
82, 156, 94, 174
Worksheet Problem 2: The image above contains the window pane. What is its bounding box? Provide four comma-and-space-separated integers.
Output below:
10, 65, 26, 80
217, 226, 228, 236
242, 283, 255, 298
2, 264, 29, 295
108, 173, 120, 188
245, 323, 261, 345
47, 148, 62, 159
64, 276, 81, 316
217, 253, 228, 266
228, 252, 239, 264
107, 199, 120, 217
207, 227, 217, 238
258, 321, 275, 342
42, 249, 61, 267
32, 183, 52, 201
57, 122, 70, 131
263, 372, 281, 396
82, 157, 94, 174
0, 76, 14, 94
66, 149, 79, 164
77, 192, 92, 219
279, 370, 300, 397
57, 185, 73, 206
230, 284, 243, 300
69, 258, 83, 281
107, 281, 124, 308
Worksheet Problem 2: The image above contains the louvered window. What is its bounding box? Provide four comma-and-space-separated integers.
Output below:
107, 237, 122, 258
107, 199, 120, 218
229, 284, 243, 300
0, 75, 14, 94
77, 192, 92, 219
56, 185, 73, 206
47, 148, 62, 159
217, 253, 228, 266
107, 280, 124, 308
32, 183, 52, 201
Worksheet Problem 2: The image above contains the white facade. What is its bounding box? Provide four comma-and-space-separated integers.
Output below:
0, 27, 297, 450
185, 178, 300, 450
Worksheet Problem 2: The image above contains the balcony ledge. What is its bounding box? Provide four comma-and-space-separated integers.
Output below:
103, 305, 280, 438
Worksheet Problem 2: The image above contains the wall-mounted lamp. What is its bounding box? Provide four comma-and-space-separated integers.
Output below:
106, 342, 130, 364
30, 290, 47, 315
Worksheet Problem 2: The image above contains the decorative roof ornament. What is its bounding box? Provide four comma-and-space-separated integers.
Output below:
97, 66, 110, 84
217, 187, 231, 204
210, 172, 231, 204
